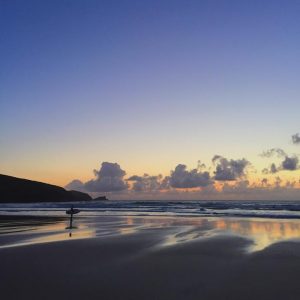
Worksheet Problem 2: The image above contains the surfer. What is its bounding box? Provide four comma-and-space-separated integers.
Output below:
66, 205, 80, 232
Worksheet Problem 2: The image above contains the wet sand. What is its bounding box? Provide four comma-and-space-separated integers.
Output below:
1, 216, 300, 300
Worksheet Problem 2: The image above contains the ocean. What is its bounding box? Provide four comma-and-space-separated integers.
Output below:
1, 200, 300, 219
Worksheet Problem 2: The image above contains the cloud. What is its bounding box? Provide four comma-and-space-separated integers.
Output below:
66, 161, 212, 194
222, 180, 250, 193
262, 163, 278, 174
65, 159, 300, 200
65, 179, 85, 191
261, 148, 299, 173
127, 174, 164, 192
262, 156, 299, 174
84, 162, 128, 192
212, 155, 250, 181
281, 156, 299, 171
260, 148, 286, 158
261, 178, 268, 186
292, 133, 300, 144
169, 164, 212, 188
127, 175, 142, 181
286, 180, 297, 188
211, 177, 300, 201
270, 163, 278, 173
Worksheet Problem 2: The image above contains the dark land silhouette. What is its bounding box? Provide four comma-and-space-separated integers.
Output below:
0, 174, 92, 203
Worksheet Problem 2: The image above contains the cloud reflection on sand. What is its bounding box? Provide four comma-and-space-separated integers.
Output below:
1, 216, 300, 252
121, 216, 300, 252
214, 218, 300, 252
150, 217, 300, 252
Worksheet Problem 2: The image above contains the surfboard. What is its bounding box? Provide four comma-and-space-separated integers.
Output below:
66, 208, 80, 215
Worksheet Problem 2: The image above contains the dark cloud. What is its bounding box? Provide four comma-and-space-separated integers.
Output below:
212, 156, 250, 181
84, 162, 128, 192
65, 179, 85, 191
270, 163, 278, 173
94, 162, 126, 178
212, 155, 222, 163
261, 147, 299, 173
260, 148, 286, 158
262, 156, 299, 174
197, 160, 206, 170
292, 133, 300, 144
127, 174, 164, 192
169, 164, 212, 188
127, 175, 142, 181
281, 156, 299, 171
262, 163, 278, 174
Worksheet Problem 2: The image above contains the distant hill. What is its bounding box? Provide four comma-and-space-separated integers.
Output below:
0, 174, 92, 203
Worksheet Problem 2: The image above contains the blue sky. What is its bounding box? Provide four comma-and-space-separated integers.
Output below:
1, 0, 300, 198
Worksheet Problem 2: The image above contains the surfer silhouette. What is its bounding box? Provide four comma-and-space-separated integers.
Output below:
66, 205, 80, 236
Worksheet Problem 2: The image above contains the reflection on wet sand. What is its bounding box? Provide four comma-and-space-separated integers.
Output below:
1, 215, 300, 252
35, 227, 95, 245
0, 221, 95, 249
122, 216, 300, 252
214, 218, 300, 251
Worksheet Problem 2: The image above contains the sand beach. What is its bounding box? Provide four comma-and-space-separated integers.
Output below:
1, 215, 300, 300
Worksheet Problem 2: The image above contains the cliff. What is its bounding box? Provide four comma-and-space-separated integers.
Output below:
0, 174, 92, 203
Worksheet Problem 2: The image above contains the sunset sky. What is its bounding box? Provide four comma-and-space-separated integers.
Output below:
1, 0, 300, 199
